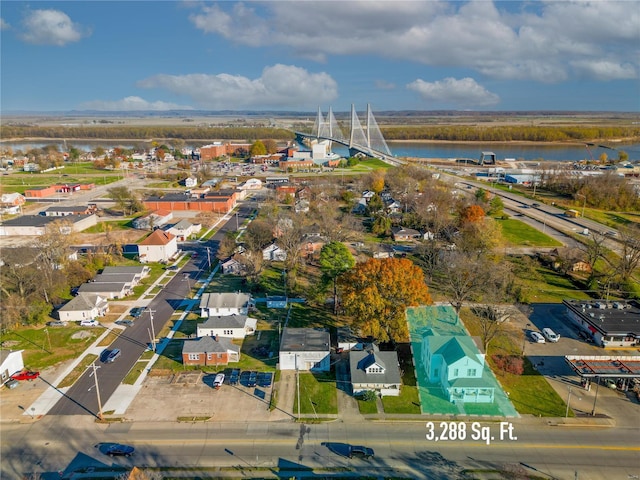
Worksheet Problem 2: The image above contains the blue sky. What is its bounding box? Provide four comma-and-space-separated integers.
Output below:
1, 1, 638, 113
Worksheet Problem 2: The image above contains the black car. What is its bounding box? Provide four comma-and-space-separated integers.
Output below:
229, 368, 240, 385
247, 371, 257, 387
46, 321, 67, 327
349, 445, 374, 459
105, 348, 121, 363
105, 444, 135, 457
115, 319, 134, 327
129, 307, 144, 318
257, 372, 273, 388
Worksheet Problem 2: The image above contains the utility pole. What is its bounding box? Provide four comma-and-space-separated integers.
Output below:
206, 247, 211, 270
565, 386, 573, 417
147, 308, 157, 352
296, 354, 301, 421
88, 362, 103, 420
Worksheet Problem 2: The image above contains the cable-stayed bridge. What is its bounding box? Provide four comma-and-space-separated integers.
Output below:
295, 104, 405, 166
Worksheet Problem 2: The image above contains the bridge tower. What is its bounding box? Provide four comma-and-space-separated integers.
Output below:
349, 104, 392, 158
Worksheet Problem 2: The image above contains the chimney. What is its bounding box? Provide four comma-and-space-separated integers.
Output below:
215, 335, 219, 342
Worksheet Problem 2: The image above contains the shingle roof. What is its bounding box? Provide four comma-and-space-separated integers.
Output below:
139, 229, 175, 246
280, 328, 330, 352
58, 293, 106, 311
181, 336, 239, 354
199, 315, 250, 329
350, 350, 401, 386
199, 292, 251, 310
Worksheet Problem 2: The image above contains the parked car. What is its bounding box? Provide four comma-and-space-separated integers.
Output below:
229, 369, 240, 385
129, 307, 144, 318
46, 321, 67, 327
542, 327, 560, 343
213, 373, 225, 389
5, 379, 19, 389
246, 371, 257, 387
105, 348, 121, 363
528, 331, 545, 343
104, 444, 135, 457
349, 445, 375, 459
80, 319, 99, 327
257, 372, 273, 388
531, 202, 540, 207
11, 371, 40, 381
115, 319, 134, 327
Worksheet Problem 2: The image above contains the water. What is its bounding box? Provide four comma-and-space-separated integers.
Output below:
4, 139, 640, 163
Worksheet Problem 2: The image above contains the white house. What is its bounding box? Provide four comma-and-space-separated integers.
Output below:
132, 210, 173, 230
57, 293, 109, 321
100, 266, 149, 282
184, 177, 198, 188
77, 282, 129, 299
421, 330, 494, 404
199, 292, 252, 317
138, 229, 178, 263
196, 315, 257, 339
279, 328, 330, 371
0, 350, 24, 385
350, 349, 402, 397
167, 219, 202, 241
262, 243, 287, 261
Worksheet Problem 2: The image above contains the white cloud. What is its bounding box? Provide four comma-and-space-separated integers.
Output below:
137, 64, 338, 109
571, 60, 637, 81
0, 18, 10, 30
187, 1, 639, 83
79, 96, 193, 112
20, 9, 87, 46
407, 77, 500, 108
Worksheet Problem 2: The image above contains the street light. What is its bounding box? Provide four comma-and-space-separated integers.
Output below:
576, 193, 587, 218
147, 308, 157, 352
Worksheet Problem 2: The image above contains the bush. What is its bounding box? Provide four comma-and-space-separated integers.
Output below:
356, 390, 377, 402
492, 355, 524, 376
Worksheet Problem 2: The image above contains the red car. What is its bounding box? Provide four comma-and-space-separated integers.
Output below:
11, 371, 40, 381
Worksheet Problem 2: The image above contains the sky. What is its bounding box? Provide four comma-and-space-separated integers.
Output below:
1, 1, 639, 113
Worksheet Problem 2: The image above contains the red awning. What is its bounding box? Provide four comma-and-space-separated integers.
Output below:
588, 326, 597, 334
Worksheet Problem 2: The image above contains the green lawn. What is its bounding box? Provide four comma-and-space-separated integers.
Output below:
496, 217, 563, 247
83, 219, 137, 233
381, 385, 421, 414
0, 326, 103, 370
357, 398, 378, 414
123, 361, 148, 385
58, 354, 98, 388
295, 372, 338, 415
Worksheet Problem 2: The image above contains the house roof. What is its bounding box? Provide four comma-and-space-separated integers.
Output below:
92, 273, 137, 284
101, 266, 148, 275
0, 350, 23, 365
350, 350, 401, 386
280, 328, 330, 352
1, 193, 24, 203
171, 219, 193, 231
44, 206, 89, 213
199, 315, 252, 329
423, 331, 482, 364
78, 282, 127, 294
58, 293, 106, 312
0, 214, 94, 228
182, 336, 239, 354
139, 229, 176, 246
391, 226, 421, 236
199, 292, 251, 311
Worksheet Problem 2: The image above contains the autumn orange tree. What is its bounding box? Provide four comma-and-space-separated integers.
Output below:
339, 258, 432, 342
459, 204, 485, 224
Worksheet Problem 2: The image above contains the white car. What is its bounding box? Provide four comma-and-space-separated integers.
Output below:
529, 331, 545, 343
542, 327, 560, 343
80, 319, 99, 327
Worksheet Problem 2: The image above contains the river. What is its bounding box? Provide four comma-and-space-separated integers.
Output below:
3, 139, 640, 163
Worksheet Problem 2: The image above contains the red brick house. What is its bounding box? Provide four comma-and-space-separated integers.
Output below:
181, 336, 240, 366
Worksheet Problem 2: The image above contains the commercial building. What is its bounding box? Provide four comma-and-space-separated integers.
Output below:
563, 299, 640, 348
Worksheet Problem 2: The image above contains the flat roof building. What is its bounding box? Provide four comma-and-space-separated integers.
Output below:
563, 299, 640, 348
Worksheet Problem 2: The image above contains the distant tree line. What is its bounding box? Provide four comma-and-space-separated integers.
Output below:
380, 125, 640, 142
2, 125, 296, 142
4, 124, 639, 143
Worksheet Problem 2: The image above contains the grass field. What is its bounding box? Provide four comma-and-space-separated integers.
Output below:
0, 169, 122, 193
496, 217, 563, 247
295, 372, 338, 415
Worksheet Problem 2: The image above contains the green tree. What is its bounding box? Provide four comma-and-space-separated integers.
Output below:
249, 140, 267, 156
371, 215, 391, 237
340, 258, 432, 342
262, 139, 278, 154
319, 242, 356, 314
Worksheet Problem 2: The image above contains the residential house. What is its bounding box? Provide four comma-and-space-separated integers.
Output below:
199, 292, 252, 317
138, 229, 178, 263
77, 282, 130, 299
100, 266, 149, 282
132, 210, 173, 230
279, 328, 330, 371
181, 336, 240, 366
92, 273, 138, 290
57, 293, 109, 322
337, 326, 374, 352
262, 243, 287, 262
351, 198, 368, 215
184, 177, 198, 188
221, 257, 244, 275
385, 200, 403, 214
0, 193, 25, 214
301, 234, 325, 258
350, 348, 402, 397
391, 226, 422, 242
372, 243, 394, 259
0, 350, 24, 385
294, 199, 310, 213
421, 330, 495, 404
196, 315, 257, 339
167, 219, 202, 241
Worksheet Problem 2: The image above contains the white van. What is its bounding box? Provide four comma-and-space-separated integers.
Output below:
213, 373, 225, 389
542, 328, 560, 342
